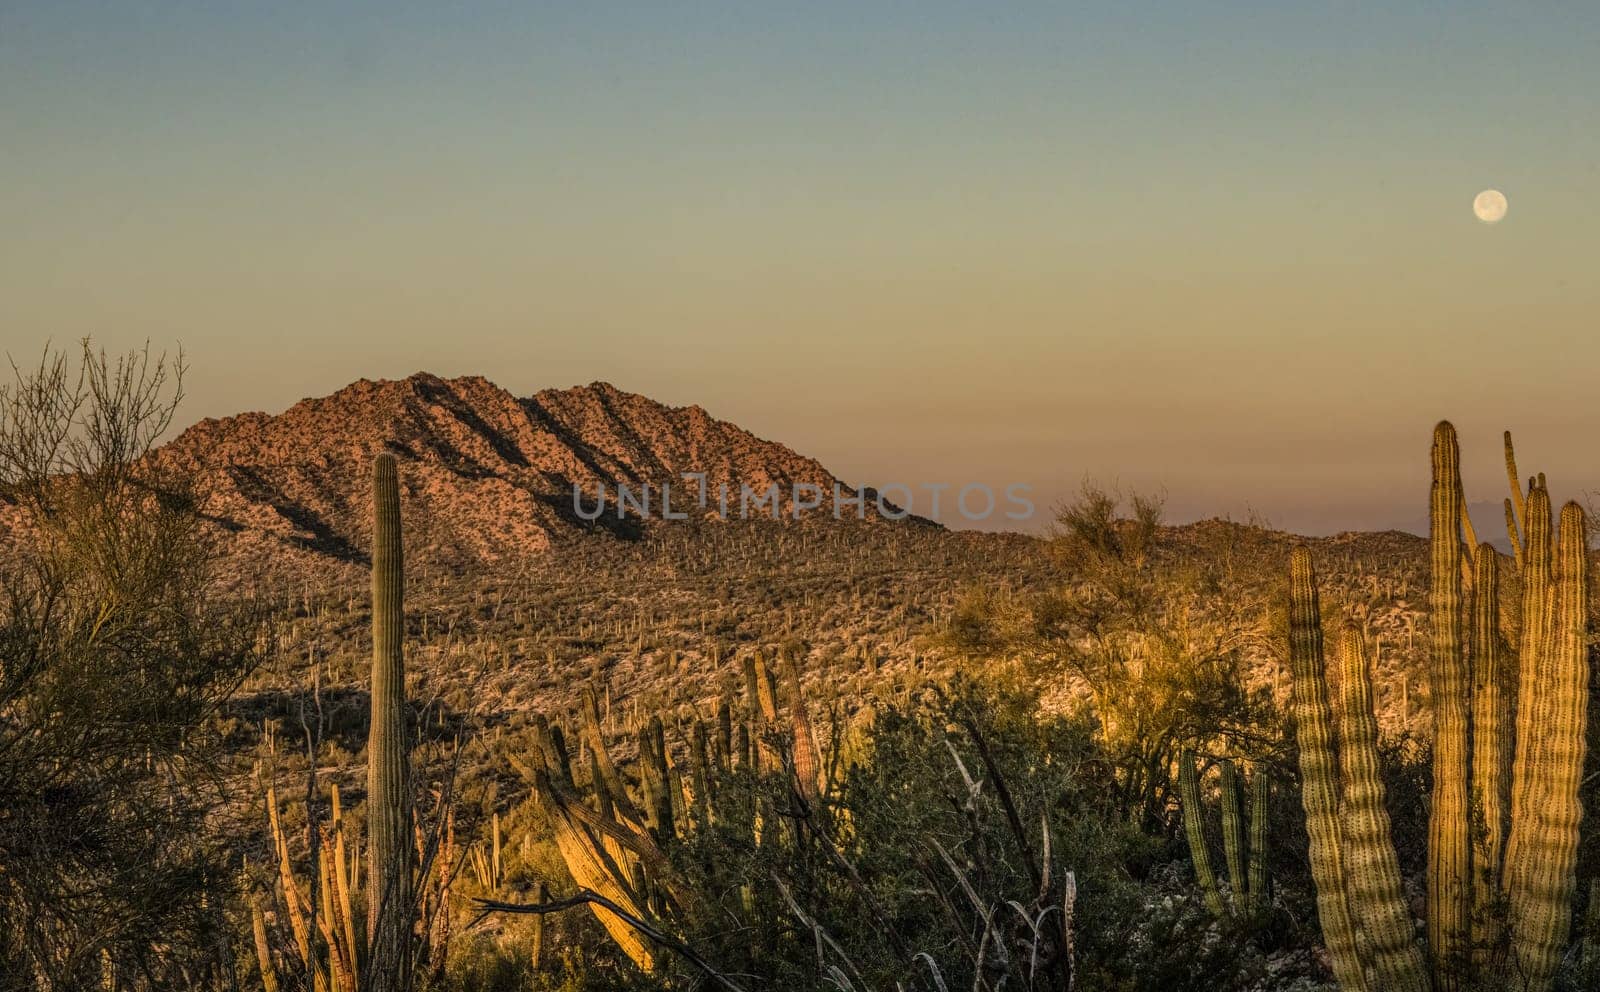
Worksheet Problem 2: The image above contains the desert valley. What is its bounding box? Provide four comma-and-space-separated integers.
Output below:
13, 355, 1582, 992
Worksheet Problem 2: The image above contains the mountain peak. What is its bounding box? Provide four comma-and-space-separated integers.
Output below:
157, 373, 864, 568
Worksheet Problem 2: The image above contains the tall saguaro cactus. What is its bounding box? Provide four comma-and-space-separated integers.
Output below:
1289, 422, 1592, 992
368, 452, 414, 988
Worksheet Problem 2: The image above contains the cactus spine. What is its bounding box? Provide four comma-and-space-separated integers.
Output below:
367, 452, 413, 989
1290, 423, 1590, 992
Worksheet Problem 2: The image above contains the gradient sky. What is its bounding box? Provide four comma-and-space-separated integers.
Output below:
3, 2, 1598, 534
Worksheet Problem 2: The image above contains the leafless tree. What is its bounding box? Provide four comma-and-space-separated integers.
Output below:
0, 340, 262, 989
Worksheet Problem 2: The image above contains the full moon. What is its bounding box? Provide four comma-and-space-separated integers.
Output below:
1474, 188, 1508, 224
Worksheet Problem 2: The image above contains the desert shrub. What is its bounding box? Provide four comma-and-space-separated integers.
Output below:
945, 483, 1280, 829
0, 343, 262, 988
512, 673, 1311, 992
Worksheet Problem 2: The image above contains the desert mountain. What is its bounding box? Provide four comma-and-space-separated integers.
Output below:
155, 373, 874, 566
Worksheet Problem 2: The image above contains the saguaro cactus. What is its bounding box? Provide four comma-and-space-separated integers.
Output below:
367, 452, 414, 988
1289, 422, 1591, 992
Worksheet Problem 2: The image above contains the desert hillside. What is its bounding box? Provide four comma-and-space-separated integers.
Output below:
153, 373, 880, 570
169, 375, 1453, 757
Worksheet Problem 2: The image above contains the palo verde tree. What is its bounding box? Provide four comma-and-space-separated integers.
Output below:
943, 483, 1275, 828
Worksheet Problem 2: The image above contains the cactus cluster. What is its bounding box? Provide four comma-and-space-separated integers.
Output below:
1289, 422, 1590, 992
1176, 751, 1271, 917
519, 644, 834, 971
257, 782, 456, 992
259, 784, 364, 992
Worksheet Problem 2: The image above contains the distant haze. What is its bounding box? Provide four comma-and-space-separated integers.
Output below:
3, 3, 1597, 536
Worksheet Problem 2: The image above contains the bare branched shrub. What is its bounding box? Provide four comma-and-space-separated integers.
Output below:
0, 340, 261, 989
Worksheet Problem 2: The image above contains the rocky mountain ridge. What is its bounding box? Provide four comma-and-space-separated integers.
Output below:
153, 373, 874, 567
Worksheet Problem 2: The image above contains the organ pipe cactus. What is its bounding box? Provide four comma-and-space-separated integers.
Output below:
1428, 423, 1470, 985
1506, 502, 1589, 989
1219, 759, 1246, 906
1176, 750, 1272, 919
1338, 622, 1429, 992
638, 715, 675, 840
1504, 430, 1528, 568
264, 783, 365, 992
1178, 751, 1225, 916
581, 684, 642, 825
715, 698, 733, 774
518, 658, 846, 972
1288, 546, 1370, 992
1289, 422, 1591, 992
1247, 768, 1270, 912
513, 685, 763, 973
1470, 542, 1508, 960
367, 452, 413, 989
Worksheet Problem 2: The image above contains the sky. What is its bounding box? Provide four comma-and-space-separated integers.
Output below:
3, 2, 1598, 534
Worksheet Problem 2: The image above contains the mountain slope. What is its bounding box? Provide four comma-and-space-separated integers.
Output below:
155, 373, 867, 566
